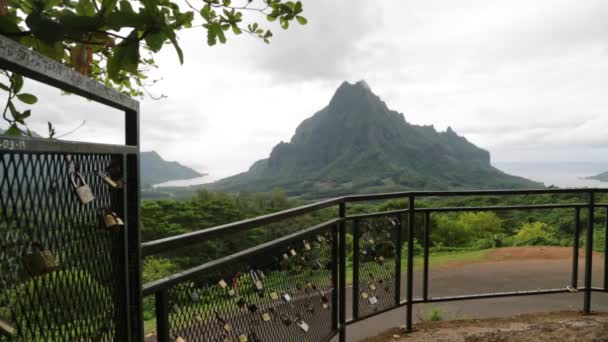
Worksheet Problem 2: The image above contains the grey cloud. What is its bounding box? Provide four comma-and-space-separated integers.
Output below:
248, 0, 379, 82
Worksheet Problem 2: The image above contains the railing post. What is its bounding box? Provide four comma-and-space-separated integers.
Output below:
423, 212, 430, 301
352, 218, 360, 321
394, 213, 403, 305
155, 290, 170, 342
125, 106, 143, 342
604, 207, 608, 291
338, 200, 347, 342
406, 195, 415, 331
331, 223, 339, 333
583, 191, 595, 313
572, 207, 580, 289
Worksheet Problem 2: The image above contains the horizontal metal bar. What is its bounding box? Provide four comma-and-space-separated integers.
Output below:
0, 35, 138, 112
0, 136, 137, 154
142, 218, 341, 296
345, 188, 608, 202
345, 208, 409, 220
417, 203, 587, 213
142, 197, 342, 256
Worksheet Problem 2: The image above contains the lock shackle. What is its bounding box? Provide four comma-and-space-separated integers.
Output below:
70, 172, 88, 188
99, 208, 117, 218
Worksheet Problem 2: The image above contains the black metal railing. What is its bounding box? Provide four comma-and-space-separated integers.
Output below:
143, 189, 608, 342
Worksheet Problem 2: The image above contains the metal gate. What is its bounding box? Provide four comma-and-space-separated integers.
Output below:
0, 35, 142, 341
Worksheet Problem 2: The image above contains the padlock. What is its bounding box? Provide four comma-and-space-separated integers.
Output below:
377, 256, 385, 265
238, 335, 248, 342
0, 318, 16, 338
361, 291, 369, 299
280, 292, 292, 302
228, 288, 236, 297
250, 270, 263, 293
215, 312, 232, 332
175, 336, 186, 342
369, 283, 377, 291
218, 279, 228, 289
282, 253, 289, 260
303, 240, 311, 250
172, 303, 181, 314
71, 172, 95, 204
261, 312, 271, 322
280, 313, 292, 326
236, 297, 246, 308
96, 170, 119, 188
23, 242, 59, 276
247, 303, 258, 313
290, 249, 297, 257
190, 291, 199, 302
368, 295, 379, 305
99, 210, 124, 231
270, 292, 279, 300
296, 319, 309, 333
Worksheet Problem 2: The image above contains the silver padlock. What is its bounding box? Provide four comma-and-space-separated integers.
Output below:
71, 172, 95, 204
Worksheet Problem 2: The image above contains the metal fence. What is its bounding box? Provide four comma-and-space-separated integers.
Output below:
0, 35, 142, 341
143, 189, 608, 342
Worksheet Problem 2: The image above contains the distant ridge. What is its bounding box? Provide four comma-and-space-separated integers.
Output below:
141, 151, 204, 185
209, 81, 542, 198
1, 129, 203, 186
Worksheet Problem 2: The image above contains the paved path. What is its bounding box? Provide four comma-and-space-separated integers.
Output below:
338, 256, 608, 341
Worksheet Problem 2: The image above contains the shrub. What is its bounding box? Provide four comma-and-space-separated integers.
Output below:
514, 222, 558, 246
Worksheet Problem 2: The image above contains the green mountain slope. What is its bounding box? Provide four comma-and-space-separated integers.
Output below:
586, 171, 608, 182
141, 151, 204, 185
210, 81, 541, 198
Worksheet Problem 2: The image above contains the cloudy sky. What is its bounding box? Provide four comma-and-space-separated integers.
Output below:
11, 0, 608, 178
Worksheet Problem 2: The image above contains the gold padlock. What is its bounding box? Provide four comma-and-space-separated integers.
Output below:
71, 172, 95, 204
23, 242, 59, 276
0, 317, 16, 338
175, 336, 186, 342
99, 210, 124, 231
238, 334, 248, 342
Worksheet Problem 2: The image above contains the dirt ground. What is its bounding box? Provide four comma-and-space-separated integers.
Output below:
362, 311, 608, 342
341, 246, 608, 341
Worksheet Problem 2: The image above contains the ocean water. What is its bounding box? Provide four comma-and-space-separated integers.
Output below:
495, 162, 608, 188
153, 162, 608, 189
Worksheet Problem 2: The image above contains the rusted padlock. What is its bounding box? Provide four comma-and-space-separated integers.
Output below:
0, 317, 16, 338
99, 210, 124, 231
71, 172, 95, 204
23, 242, 59, 276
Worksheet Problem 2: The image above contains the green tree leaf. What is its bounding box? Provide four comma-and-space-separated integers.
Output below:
107, 35, 140, 81
16, 93, 38, 105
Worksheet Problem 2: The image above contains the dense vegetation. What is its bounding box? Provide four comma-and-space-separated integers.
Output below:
208, 81, 542, 199
142, 189, 608, 285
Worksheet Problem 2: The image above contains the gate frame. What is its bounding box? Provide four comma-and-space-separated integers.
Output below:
0, 34, 143, 340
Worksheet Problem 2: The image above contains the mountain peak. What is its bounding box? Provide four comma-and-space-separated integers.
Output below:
330, 80, 382, 111
210, 81, 541, 197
